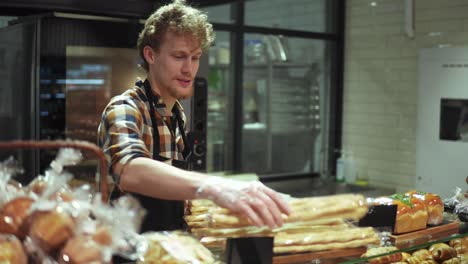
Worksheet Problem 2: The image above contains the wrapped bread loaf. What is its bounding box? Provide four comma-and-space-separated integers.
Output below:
406, 191, 444, 225
361, 246, 402, 264
274, 226, 380, 254
138, 231, 218, 264
187, 194, 368, 229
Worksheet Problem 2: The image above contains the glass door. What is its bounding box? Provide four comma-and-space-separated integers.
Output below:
38, 15, 143, 177
242, 34, 332, 175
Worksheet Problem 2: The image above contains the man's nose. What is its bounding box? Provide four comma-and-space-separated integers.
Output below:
181, 59, 192, 74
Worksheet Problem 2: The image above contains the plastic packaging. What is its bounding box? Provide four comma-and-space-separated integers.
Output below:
274, 226, 379, 254
0, 234, 28, 264
0, 147, 147, 263
137, 231, 219, 264
336, 151, 345, 182
344, 152, 357, 184
443, 187, 464, 213
186, 194, 368, 230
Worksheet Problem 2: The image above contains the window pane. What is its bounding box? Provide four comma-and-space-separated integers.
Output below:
242, 34, 332, 175
200, 3, 234, 24
206, 31, 234, 172
245, 0, 336, 33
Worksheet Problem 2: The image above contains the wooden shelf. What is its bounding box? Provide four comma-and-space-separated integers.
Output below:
273, 247, 366, 264
389, 221, 459, 249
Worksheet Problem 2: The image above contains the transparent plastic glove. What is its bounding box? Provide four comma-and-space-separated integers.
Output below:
195, 177, 291, 229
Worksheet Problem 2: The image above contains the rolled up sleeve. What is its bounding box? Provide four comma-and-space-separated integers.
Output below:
98, 98, 151, 184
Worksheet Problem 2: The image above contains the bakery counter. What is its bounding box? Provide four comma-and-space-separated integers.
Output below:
264, 177, 395, 198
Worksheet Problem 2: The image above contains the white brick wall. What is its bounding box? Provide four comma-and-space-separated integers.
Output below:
344, 0, 468, 193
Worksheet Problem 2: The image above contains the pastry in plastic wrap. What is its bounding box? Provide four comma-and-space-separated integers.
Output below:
361, 246, 402, 264
0, 234, 27, 264
406, 191, 444, 225
138, 231, 217, 264
91, 226, 113, 246
0, 196, 34, 238
28, 176, 48, 196
58, 235, 108, 264
29, 209, 75, 252
50, 187, 74, 203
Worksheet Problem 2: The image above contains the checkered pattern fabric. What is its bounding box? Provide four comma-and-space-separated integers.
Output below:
97, 79, 186, 184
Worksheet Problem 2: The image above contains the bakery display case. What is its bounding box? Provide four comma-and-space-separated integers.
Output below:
0, 143, 466, 263
184, 189, 468, 264
345, 233, 468, 264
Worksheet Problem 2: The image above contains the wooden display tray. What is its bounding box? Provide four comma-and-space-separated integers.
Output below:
390, 221, 459, 249
273, 247, 366, 264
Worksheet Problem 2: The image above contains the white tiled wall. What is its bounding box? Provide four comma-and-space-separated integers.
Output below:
344, 0, 468, 192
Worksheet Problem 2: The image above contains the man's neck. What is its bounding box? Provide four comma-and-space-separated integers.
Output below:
147, 76, 176, 114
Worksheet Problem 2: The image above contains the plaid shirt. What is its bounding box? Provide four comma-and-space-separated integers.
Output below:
97, 79, 186, 184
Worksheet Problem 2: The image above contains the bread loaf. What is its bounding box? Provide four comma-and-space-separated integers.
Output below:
390, 194, 428, 234
406, 191, 444, 225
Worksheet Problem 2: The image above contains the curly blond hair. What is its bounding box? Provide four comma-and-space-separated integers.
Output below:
137, 0, 215, 72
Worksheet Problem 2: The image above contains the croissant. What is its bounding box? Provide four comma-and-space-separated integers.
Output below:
432, 247, 457, 262
401, 252, 412, 261
442, 257, 461, 264
449, 237, 468, 254
420, 260, 437, 264
429, 243, 450, 253
406, 256, 424, 264
367, 253, 402, 264
412, 249, 432, 260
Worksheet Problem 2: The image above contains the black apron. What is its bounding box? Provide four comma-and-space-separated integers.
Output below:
113, 79, 192, 233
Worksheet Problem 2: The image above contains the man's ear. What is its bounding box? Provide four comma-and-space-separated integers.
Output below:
143, 46, 156, 65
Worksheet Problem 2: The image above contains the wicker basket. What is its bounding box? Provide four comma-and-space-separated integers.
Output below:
0, 140, 109, 202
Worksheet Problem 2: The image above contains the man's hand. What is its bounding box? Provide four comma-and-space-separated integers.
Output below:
195, 177, 291, 229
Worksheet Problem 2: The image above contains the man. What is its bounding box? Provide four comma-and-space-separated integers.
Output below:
98, 0, 290, 232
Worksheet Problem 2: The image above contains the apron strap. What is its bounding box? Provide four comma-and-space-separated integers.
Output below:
143, 79, 192, 161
